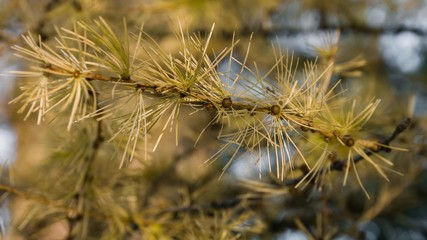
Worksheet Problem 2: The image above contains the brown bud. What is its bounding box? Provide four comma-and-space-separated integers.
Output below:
342, 135, 355, 147
73, 71, 80, 78
222, 97, 233, 109
270, 105, 281, 115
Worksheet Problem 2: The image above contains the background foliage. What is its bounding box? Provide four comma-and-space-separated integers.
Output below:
1, 0, 427, 239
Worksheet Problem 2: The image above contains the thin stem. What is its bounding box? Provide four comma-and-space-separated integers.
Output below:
67, 100, 105, 238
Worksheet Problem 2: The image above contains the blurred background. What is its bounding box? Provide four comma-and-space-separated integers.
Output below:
1, 0, 427, 239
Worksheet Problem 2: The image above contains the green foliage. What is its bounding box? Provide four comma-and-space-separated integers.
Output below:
1, 1, 422, 239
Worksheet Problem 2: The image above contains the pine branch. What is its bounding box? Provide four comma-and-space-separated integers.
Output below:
285, 118, 411, 187
8, 18, 411, 198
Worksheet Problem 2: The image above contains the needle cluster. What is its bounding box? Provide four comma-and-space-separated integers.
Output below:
9, 18, 407, 197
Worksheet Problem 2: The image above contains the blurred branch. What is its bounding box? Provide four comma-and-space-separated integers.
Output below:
270, 24, 427, 36
36, 0, 82, 41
